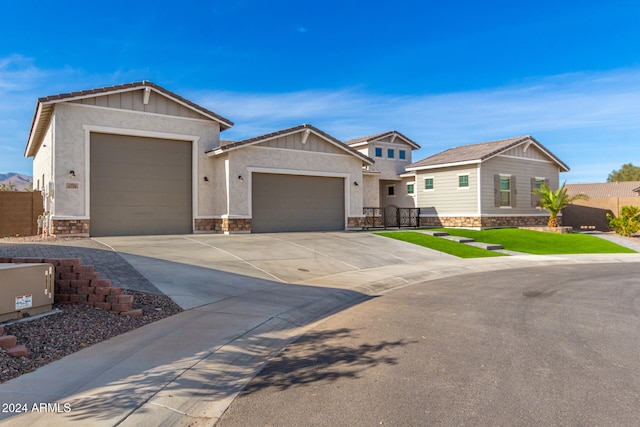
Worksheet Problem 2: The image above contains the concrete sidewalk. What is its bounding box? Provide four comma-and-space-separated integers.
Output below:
0, 232, 639, 426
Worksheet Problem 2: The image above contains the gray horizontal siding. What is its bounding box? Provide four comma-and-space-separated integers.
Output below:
481, 156, 560, 215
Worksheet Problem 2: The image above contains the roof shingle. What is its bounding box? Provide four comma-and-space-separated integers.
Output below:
566, 181, 640, 198
406, 135, 569, 172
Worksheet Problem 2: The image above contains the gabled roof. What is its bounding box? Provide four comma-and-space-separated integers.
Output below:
405, 135, 570, 172
206, 124, 374, 165
566, 181, 640, 198
345, 130, 420, 150
25, 81, 234, 157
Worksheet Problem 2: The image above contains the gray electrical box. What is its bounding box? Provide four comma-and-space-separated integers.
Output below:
0, 263, 54, 322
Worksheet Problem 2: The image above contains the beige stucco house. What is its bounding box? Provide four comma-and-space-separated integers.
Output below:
24, 81, 568, 236
25, 82, 379, 236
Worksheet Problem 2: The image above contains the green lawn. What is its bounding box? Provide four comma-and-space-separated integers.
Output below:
375, 232, 507, 258
374, 228, 636, 258
431, 228, 636, 255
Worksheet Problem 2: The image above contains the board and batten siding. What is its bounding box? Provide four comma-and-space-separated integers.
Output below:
255, 133, 344, 155
481, 154, 560, 215
71, 91, 206, 120
415, 165, 478, 215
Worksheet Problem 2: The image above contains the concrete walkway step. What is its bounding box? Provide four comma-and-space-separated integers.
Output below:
464, 241, 503, 251
441, 235, 475, 243
418, 230, 449, 237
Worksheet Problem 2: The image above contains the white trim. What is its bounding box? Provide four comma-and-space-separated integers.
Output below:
83, 124, 200, 230
51, 215, 90, 220
406, 181, 416, 196
25, 104, 44, 156
41, 85, 232, 128
225, 158, 231, 216
477, 164, 482, 217
82, 124, 201, 142
406, 159, 481, 171
498, 174, 512, 208
210, 128, 373, 165
423, 176, 435, 191
367, 134, 420, 150
457, 173, 470, 190
482, 139, 568, 172
419, 213, 550, 218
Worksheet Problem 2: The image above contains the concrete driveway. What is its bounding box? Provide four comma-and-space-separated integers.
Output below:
95, 232, 455, 309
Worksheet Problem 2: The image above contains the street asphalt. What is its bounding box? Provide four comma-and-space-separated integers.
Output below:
219, 262, 640, 427
0, 231, 639, 426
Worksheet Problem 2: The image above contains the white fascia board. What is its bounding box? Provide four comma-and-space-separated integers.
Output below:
483, 139, 569, 172
25, 103, 44, 157
41, 86, 233, 129
398, 172, 416, 178
405, 159, 481, 172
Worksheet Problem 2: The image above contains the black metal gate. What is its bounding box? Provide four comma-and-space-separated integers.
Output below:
363, 207, 420, 229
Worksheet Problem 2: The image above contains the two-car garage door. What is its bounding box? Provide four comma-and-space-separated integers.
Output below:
251, 173, 345, 233
90, 133, 192, 237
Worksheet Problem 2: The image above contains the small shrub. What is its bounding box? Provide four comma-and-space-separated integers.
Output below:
607, 205, 640, 237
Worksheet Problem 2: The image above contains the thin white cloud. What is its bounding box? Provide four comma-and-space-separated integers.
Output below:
194, 67, 640, 182
3, 60, 640, 182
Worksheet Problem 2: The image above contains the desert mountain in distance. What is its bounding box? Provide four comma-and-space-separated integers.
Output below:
0, 173, 33, 191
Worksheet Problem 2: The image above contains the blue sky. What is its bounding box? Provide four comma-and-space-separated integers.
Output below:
1, 0, 639, 183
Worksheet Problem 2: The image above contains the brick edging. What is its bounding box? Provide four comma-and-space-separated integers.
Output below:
0, 258, 134, 314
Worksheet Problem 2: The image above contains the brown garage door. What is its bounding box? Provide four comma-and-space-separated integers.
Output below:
90, 133, 192, 236
252, 173, 345, 233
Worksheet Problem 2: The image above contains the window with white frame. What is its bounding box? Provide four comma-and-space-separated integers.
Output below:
458, 174, 469, 188
375, 147, 382, 157
425, 177, 434, 190
399, 150, 406, 160
407, 183, 415, 194
387, 148, 395, 159
500, 176, 511, 206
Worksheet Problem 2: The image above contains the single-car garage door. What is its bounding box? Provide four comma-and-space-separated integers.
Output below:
90, 133, 192, 236
252, 173, 345, 233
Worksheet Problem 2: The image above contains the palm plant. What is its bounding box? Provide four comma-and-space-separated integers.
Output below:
533, 182, 588, 227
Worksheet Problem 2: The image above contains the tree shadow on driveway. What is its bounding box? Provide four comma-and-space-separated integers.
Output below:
241, 327, 417, 394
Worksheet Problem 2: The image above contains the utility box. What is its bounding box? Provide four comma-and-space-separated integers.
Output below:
0, 263, 54, 322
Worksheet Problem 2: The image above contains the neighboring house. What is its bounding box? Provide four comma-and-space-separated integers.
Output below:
565, 181, 640, 199
404, 136, 570, 228
563, 181, 640, 231
24, 81, 569, 236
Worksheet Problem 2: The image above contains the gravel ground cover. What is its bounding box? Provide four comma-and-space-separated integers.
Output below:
0, 235, 183, 384
0, 290, 182, 384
